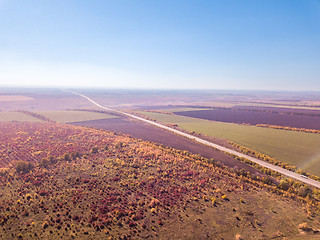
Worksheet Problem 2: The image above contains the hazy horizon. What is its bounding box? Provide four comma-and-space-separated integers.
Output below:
1, 0, 320, 91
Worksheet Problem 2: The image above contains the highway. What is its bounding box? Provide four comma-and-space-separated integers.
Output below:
74, 92, 320, 189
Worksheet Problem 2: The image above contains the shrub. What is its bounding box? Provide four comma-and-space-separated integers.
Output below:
42, 221, 49, 229
221, 195, 228, 201
278, 179, 290, 191
63, 153, 71, 161
39, 190, 49, 196
91, 147, 98, 154
40, 158, 50, 168
15, 161, 34, 174
128, 221, 136, 227
0, 168, 9, 176
115, 142, 124, 149
298, 186, 312, 198
26, 193, 32, 200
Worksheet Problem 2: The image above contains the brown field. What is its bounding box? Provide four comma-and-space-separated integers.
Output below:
174, 108, 320, 130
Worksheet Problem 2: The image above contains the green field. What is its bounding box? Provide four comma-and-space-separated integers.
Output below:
147, 107, 208, 113
140, 111, 320, 176
0, 112, 42, 122
37, 111, 117, 123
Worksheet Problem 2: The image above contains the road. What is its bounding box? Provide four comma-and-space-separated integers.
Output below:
73, 92, 320, 189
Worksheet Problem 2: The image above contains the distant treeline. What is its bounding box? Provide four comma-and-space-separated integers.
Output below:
68, 109, 123, 117
256, 124, 320, 135
17, 110, 55, 122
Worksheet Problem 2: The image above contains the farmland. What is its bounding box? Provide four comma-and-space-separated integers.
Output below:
1, 89, 320, 238
141, 107, 208, 113
71, 118, 258, 173
1, 122, 320, 239
139, 111, 320, 176
0, 111, 116, 124
0, 95, 33, 102
174, 108, 320, 130
0, 89, 93, 111
37, 111, 116, 123
0, 112, 42, 122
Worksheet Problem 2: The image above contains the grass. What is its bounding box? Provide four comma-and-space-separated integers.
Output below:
145, 107, 208, 113
37, 111, 117, 123
0, 112, 42, 122
140, 111, 320, 176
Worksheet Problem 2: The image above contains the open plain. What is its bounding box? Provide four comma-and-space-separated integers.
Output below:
1, 88, 320, 239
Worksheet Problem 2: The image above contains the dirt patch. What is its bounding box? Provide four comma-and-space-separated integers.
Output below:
70, 118, 260, 174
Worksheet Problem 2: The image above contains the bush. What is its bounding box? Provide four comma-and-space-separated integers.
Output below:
42, 221, 49, 229
298, 186, 312, 198
115, 142, 124, 149
91, 147, 98, 154
278, 179, 290, 191
63, 153, 71, 161
15, 161, 34, 174
40, 158, 50, 168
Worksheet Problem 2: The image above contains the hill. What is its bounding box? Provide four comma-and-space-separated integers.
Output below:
0, 122, 320, 239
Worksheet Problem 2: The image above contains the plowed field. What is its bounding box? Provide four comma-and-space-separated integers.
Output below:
175, 109, 320, 130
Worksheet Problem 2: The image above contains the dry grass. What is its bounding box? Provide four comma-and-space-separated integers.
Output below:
0, 112, 42, 122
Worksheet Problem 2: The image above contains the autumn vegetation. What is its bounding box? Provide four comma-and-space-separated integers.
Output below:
16, 111, 54, 123
0, 122, 320, 239
255, 124, 320, 134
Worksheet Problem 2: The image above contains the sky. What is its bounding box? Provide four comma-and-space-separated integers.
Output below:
0, 0, 319, 91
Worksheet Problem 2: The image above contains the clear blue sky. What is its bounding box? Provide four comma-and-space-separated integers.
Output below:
0, 0, 319, 90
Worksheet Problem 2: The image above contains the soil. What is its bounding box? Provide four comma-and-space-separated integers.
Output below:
174, 108, 320, 130
236, 106, 320, 115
